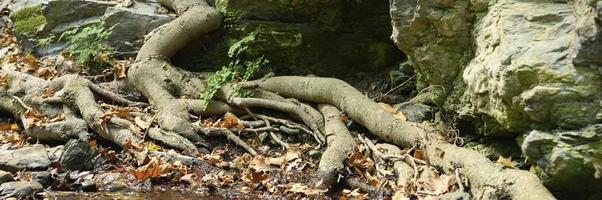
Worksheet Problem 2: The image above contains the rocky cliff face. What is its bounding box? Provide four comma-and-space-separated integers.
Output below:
174, 0, 404, 79
391, 0, 602, 192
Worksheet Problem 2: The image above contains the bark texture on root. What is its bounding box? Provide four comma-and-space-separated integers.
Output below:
316, 104, 356, 187
253, 76, 554, 199
128, 0, 221, 149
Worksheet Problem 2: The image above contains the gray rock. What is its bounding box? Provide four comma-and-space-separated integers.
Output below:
94, 173, 129, 192
464, 139, 521, 160
0, 144, 51, 172
391, 0, 602, 136
0, 181, 43, 198
397, 102, 435, 122
0, 170, 13, 184
30, 171, 52, 186
390, 0, 602, 192
10, 0, 173, 56
307, 150, 322, 159
520, 124, 602, 192
60, 139, 96, 171
47, 145, 64, 163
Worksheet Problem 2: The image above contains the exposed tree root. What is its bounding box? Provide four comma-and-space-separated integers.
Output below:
316, 104, 356, 187
0, 0, 555, 198
251, 76, 554, 199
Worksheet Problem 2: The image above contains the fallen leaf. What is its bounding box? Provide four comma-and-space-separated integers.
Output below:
250, 156, 271, 172
414, 149, 425, 160
428, 174, 456, 194
268, 148, 300, 166
220, 112, 244, 130
348, 150, 375, 173
129, 157, 173, 181
378, 102, 407, 121
180, 174, 200, 187
342, 188, 368, 199
496, 156, 517, 169
241, 170, 269, 184
113, 60, 128, 79
287, 183, 327, 196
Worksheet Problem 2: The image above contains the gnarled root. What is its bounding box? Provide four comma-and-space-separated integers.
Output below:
127, 0, 221, 151
253, 76, 554, 199
316, 104, 356, 187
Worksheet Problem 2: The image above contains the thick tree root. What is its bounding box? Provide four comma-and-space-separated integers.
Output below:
316, 104, 356, 187
128, 0, 221, 149
252, 76, 554, 199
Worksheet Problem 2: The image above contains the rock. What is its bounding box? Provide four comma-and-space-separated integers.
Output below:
0, 170, 13, 184
438, 191, 470, 200
0, 144, 51, 172
397, 102, 436, 122
520, 124, 602, 192
307, 150, 322, 159
30, 171, 52, 187
391, 0, 602, 136
173, 0, 403, 80
60, 139, 96, 171
0, 181, 43, 198
464, 139, 521, 160
9, 0, 173, 56
47, 145, 64, 163
94, 173, 129, 192
390, 0, 602, 191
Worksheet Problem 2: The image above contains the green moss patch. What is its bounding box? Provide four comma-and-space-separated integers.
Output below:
11, 6, 47, 36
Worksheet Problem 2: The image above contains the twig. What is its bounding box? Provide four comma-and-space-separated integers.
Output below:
11, 95, 32, 111
141, 114, 158, 141
455, 168, 464, 191
264, 119, 289, 149
375, 75, 415, 100
199, 127, 257, 156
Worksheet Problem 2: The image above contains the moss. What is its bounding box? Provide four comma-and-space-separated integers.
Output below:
10, 6, 46, 36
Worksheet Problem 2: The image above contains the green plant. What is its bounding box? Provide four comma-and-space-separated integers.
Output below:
58, 23, 115, 66
201, 34, 268, 110
35, 35, 55, 48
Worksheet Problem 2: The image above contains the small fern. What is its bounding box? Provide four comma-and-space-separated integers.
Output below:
58, 23, 115, 66
200, 57, 268, 110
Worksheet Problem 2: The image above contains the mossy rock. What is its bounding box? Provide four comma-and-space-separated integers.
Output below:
173, 0, 404, 80
10, 5, 47, 36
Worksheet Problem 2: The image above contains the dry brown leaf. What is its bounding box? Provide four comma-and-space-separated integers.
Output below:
231, 153, 252, 170
114, 61, 128, 79
365, 172, 381, 187
129, 157, 173, 181
250, 155, 272, 172
180, 174, 200, 187
496, 156, 517, 169
0, 74, 7, 87
348, 150, 375, 173
220, 112, 244, 130
241, 170, 269, 184
428, 174, 456, 194
287, 183, 327, 196
378, 102, 407, 121
268, 149, 300, 166
342, 188, 369, 199
414, 149, 425, 160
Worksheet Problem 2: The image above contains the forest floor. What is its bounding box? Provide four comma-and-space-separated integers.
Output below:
0, 18, 479, 200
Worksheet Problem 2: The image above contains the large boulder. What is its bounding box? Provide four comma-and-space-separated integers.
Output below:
390, 0, 602, 192
173, 0, 404, 79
